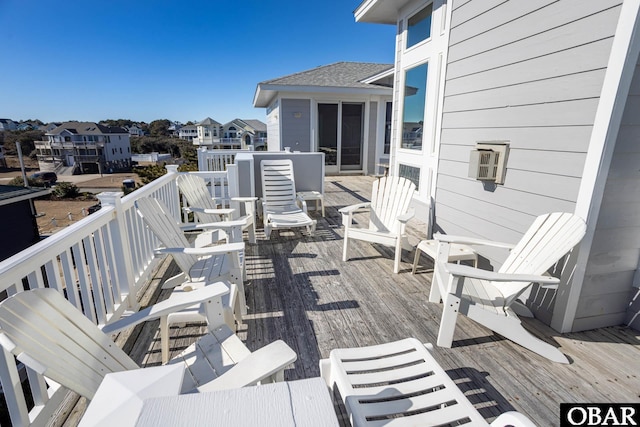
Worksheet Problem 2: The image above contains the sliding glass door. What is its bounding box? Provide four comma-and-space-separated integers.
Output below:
317, 102, 364, 173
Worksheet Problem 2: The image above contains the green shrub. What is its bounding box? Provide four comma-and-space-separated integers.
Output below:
52, 182, 80, 199
7, 176, 44, 187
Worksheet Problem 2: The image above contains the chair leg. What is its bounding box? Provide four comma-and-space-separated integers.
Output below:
342, 233, 349, 262
161, 315, 170, 364
412, 247, 422, 274
393, 239, 402, 274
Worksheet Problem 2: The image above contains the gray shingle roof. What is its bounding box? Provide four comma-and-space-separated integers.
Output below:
197, 117, 221, 126
259, 62, 393, 89
48, 122, 127, 135
239, 119, 266, 132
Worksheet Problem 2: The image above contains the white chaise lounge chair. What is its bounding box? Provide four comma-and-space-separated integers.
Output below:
320, 338, 536, 427
340, 176, 415, 273
0, 286, 296, 399
260, 159, 316, 239
432, 212, 586, 363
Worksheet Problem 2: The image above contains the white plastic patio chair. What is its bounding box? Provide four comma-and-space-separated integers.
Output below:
0, 286, 296, 400
135, 197, 246, 363
431, 212, 586, 363
260, 159, 316, 239
177, 173, 257, 244
320, 338, 536, 427
340, 176, 415, 273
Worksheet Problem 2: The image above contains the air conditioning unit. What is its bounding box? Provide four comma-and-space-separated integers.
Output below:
468, 142, 509, 184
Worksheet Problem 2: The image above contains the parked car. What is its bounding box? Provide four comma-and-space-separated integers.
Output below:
30, 171, 58, 186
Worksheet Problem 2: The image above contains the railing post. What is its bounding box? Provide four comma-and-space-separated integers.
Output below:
198, 147, 207, 171
165, 165, 182, 221
96, 191, 139, 311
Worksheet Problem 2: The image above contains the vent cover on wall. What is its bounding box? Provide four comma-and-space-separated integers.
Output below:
468, 142, 509, 184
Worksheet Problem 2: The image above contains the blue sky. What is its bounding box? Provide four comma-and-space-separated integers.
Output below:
0, 0, 395, 125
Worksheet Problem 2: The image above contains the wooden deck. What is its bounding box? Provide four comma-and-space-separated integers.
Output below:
65, 175, 640, 426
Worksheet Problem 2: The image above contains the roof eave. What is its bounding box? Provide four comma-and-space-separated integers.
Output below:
255, 83, 393, 108
354, 0, 409, 24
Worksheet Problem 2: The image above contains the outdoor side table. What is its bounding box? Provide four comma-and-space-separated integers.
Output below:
412, 239, 478, 274
297, 191, 325, 217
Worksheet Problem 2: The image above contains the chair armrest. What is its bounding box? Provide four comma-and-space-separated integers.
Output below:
102, 283, 230, 335
443, 263, 560, 284
184, 206, 235, 216
231, 196, 258, 203
195, 340, 297, 392
338, 202, 370, 214
397, 209, 415, 223
434, 233, 516, 249
155, 242, 245, 256
180, 218, 247, 232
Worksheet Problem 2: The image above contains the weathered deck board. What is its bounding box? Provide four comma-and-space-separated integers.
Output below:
60, 175, 639, 427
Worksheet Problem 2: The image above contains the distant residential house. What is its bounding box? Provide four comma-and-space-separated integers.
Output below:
192, 117, 223, 148
34, 121, 132, 174
0, 119, 17, 131
178, 124, 198, 141
126, 125, 145, 137
356, 0, 640, 333
169, 122, 183, 137
39, 123, 61, 132
254, 61, 394, 174
0, 185, 50, 261
16, 122, 39, 131
222, 119, 267, 150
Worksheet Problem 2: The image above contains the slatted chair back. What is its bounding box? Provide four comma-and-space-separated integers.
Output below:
368, 176, 416, 233
0, 288, 138, 399
260, 159, 298, 212
497, 212, 586, 303
135, 197, 198, 278
177, 174, 225, 223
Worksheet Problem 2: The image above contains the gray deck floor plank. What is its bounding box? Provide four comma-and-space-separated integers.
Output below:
60, 175, 639, 426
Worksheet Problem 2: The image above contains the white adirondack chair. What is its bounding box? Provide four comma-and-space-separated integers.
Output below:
431, 212, 586, 363
0, 286, 297, 400
177, 173, 257, 244
260, 159, 316, 239
135, 197, 246, 363
340, 176, 415, 273
320, 338, 536, 427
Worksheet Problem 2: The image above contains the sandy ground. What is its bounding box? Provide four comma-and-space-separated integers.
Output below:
0, 157, 142, 235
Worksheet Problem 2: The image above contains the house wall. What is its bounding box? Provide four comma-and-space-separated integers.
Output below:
575, 54, 640, 331
435, 0, 623, 278
367, 101, 378, 174
104, 134, 132, 162
281, 98, 311, 152
267, 100, 281, 151
0, 201, 39, 262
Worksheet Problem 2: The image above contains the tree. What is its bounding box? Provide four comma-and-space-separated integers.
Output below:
1, 130, 44, 156
148, 119, 171, 137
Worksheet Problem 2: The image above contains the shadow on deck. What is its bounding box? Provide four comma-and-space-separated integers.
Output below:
64, 175, 640, 426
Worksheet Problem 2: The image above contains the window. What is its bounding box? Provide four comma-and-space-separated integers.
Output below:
401, 63, 428, 150
384, 102, 392, 154
406, 3, 433, 48
399, 164, 420, 190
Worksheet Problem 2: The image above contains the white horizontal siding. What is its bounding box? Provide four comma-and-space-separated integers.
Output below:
439, 144, 587, 177
443, 70, 606, 112
446, 38, 614, 95
440, 126, 594, 152
435, 0, 621, 302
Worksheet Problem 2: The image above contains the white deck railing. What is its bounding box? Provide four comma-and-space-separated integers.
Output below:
0, 167, 186, 426
197, 147, 253, 172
